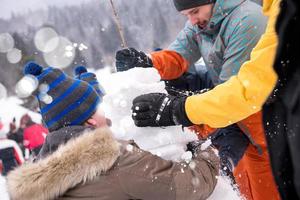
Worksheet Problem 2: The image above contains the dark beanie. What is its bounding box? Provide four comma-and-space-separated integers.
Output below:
74, 66, 105, 99
173, 0, 215, 11
23, 62, 101, 132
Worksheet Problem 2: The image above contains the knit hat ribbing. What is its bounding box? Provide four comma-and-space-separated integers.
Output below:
173, 0, 215, 11
24, 62, 101, 132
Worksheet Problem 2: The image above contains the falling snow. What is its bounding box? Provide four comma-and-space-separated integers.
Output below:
0, 67, 242, 199
98, 67, 242, 200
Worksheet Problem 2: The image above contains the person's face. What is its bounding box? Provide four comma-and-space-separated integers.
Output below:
180, 4, 214, 29
85, 109, 112, 128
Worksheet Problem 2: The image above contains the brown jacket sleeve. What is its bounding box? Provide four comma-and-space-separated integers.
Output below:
118, 141, 219, 200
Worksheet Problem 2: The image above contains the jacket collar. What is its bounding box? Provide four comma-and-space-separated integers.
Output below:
7, 127, 120, 200
36, 125, 93, 159
197, 0, 246, 34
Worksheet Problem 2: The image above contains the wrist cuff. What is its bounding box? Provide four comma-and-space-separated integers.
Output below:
172, 96, 193, 126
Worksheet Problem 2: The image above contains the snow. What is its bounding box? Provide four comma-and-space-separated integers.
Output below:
0, 97, 42, 134
0, 67, 242, 199
0, 176, 9, 200
98, 67, 242, 199
100, 67, 197, 160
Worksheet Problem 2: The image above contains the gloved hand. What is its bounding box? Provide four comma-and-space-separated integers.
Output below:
131, 93, 193, 127
115, 47, 153, 72
164, 71, 214, 96
165, 72, 202, 93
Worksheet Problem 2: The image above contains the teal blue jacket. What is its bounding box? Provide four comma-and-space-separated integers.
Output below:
168, 0, 267, 85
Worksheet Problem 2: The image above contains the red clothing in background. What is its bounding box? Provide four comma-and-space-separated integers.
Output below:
23, 124, 48, 150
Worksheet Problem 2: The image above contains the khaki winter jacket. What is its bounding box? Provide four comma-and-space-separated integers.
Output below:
6, 127, 219, 200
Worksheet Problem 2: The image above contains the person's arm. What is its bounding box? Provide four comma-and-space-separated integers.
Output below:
185, 0, 280, 127
150, 22, 201, 80
151, 50, 190, 80
6, 127, 218, 200
120, 144, 219, 200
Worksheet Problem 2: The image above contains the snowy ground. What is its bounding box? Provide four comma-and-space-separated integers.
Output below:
0, 67, 242, 199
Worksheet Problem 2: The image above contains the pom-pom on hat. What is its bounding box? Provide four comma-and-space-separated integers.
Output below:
24, 62, 100, 132
74, 66, 105, 98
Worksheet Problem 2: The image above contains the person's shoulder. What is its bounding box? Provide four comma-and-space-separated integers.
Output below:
232, 0, 265, 19
226, 2, 267, 33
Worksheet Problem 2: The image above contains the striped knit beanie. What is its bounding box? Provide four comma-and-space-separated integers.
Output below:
23, 62, 101, 132
74, 66, 105, 99
173, 0, 215, 11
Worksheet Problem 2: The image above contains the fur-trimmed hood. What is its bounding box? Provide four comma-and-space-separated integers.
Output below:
6, 127, 120, 200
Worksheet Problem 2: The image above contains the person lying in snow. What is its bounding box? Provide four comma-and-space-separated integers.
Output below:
6, 62, 219, 200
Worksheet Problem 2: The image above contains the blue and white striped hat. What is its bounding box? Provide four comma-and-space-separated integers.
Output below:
24, 62, 101, 132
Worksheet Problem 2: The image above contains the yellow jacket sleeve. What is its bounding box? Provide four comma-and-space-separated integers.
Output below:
185, 0, 280, 128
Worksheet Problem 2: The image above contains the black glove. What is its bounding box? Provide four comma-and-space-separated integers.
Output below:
131, 93, 193, 127
164, 71, 214, 96
116, 47, 153, 72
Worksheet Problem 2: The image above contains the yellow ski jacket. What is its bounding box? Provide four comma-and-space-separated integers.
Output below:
185, 0, 280, 128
